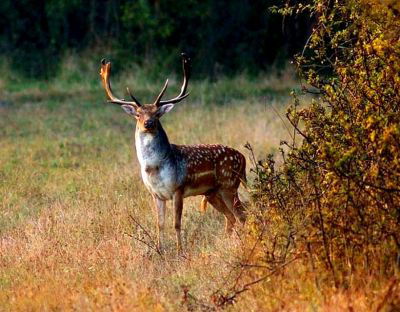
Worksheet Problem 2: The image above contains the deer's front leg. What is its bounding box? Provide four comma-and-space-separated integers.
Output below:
173, 189, 183, 253
153, 195, 166, 252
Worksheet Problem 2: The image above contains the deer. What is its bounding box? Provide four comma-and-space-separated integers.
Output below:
99, 53, 246, 253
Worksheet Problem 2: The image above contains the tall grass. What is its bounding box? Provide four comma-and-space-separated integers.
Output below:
0, 55, 296, 311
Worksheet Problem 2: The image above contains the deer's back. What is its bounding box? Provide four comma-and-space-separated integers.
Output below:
173, 144, 246, 197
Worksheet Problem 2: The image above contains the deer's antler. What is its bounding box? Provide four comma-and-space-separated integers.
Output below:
156, 53, 191, 107
100, 59, 141, 108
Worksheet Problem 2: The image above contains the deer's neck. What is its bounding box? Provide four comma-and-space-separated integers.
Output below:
135, 123, 173, 168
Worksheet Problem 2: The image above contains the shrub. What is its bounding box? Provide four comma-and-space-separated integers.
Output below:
247, 0, 400, 293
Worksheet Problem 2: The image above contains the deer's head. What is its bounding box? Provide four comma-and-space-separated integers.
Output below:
100, 54, 190, 133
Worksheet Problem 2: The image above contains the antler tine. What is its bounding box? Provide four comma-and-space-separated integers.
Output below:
154, 79, 169, 105
126, 87, 141, 104
100, 59, 141, 107
157, 53, 191, 106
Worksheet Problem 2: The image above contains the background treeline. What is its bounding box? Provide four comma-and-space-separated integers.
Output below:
0, 0, 311, 78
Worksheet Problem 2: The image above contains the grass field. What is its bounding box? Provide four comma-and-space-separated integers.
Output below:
0, 59, 298, 311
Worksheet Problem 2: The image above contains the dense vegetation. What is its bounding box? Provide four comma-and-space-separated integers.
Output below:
221, 0, 400, 309
0, 0, 310, 78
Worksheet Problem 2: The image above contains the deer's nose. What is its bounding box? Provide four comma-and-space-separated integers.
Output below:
144, 120, 155, 129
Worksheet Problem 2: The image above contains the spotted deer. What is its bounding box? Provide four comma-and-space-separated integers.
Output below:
100, 53, 246, 252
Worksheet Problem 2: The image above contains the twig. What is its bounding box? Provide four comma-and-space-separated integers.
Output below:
214, 257, 300, 308
127, 214, 163, 256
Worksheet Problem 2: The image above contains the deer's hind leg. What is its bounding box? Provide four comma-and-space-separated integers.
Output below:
206, 192, 236, 234
219, 189, 246, 224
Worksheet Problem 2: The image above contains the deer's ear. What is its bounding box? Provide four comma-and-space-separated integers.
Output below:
121, 105, 138, 117
157, 104, 175, 117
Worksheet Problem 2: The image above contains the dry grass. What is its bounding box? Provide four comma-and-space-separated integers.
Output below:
2, 63, 393, 311
0, 68, 296, 311
0, 58, 400, 311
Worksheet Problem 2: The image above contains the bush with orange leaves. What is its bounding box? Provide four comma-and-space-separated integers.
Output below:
248, 0, 399, 294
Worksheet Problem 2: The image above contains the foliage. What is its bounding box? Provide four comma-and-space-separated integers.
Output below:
247, 0, 400, 297
0, 0, 310, 78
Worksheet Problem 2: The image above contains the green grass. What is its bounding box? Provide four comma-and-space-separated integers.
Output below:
0, 59, 296, 311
